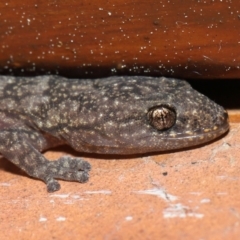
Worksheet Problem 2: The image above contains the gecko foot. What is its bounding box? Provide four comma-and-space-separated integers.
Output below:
45, 156, 91, 192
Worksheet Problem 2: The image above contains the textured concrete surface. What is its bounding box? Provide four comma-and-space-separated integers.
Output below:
0, 112, 240, 239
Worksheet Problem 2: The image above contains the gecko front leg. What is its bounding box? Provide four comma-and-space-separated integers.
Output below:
0, 129, 91, 192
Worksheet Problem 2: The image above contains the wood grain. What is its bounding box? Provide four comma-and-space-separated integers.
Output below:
0, 0, 239, 78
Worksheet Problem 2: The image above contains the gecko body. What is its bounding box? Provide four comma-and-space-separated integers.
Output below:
0, 76, 229, 191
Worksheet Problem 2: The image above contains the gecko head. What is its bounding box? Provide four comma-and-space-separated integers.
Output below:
143, 98, 228, 151
80, 77, 229, 154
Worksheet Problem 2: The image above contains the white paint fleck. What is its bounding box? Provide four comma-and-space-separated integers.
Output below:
163, 204, 204, 219
189, 192, 202, 196
216, 175, 228, 180
125, 216, 133, 221
217, 192, 228, 195
84, 190, 112, 195
203, 55, 213, 61
56, 216, 66, 222
50, 193, 70, 198
0, 182, 11, 186
39, 217, 47, 222
200, 198, 211, 203
49, 194, 85, 204
71, 195, 81, 199
134, 188, 178, 202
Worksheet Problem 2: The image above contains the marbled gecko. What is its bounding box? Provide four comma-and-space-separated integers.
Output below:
0, 76, 229, 192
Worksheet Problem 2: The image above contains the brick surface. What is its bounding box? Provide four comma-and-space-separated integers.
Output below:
0, 114, 240, 239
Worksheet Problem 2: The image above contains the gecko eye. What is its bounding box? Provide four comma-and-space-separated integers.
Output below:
147, 105, 176, 130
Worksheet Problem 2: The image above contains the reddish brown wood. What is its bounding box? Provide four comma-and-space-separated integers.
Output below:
0, 0, 239, 78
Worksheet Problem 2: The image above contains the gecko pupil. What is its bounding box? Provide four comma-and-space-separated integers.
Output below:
147, 106, 176, 130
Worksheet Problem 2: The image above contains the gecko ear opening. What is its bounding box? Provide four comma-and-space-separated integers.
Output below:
147, 105, 176, 130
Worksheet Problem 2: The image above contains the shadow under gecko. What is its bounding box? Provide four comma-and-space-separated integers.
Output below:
0, 76, 229, 192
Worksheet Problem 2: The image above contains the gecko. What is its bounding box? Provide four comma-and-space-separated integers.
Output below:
0, 75, 229, 192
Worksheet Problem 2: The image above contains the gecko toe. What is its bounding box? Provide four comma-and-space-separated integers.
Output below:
75, 171, 89, 183
55, 171, 89, 183
43, 156, 91, 191
45, 170, 89, 192
47, 179, 61, 192
58, 156, 91, 171
78, 160, 91, 171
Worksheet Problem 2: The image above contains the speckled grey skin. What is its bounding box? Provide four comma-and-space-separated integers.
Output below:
0, 76, 229, 192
